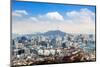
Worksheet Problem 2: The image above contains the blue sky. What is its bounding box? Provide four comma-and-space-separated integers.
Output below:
12, 1, 96, 17
12, 1, 96, 34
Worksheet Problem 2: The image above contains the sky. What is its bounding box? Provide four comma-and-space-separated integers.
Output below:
12, 0, 96, 34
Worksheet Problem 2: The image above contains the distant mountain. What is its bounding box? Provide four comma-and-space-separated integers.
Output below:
42, 30, 66, 36
12, 30, 67, 39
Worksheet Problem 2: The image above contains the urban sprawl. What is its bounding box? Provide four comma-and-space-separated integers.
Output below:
11, 30, 96, 66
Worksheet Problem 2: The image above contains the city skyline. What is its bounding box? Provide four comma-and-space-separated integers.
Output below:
12, 1, 96, 34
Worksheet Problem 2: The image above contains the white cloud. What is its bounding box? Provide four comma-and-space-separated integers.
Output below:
45, 12, 64, 21
36, 12, 64, 23
12, 10, 28, 17
12, 8, 95, 34
66, 8, 95, 24
30, 17, 39, 22
12, 12, 22, 17
15, 10, 28, 15
28, 12, 64, 23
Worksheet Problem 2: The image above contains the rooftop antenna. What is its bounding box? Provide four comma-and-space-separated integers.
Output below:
56, 25, 60, 37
